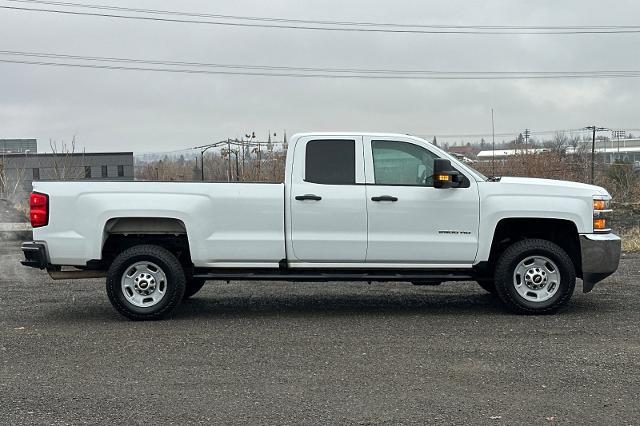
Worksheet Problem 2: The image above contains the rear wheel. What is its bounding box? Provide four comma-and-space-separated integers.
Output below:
183, 278, 206, 299
494, 239, 575, 314
106, 245, 186, 320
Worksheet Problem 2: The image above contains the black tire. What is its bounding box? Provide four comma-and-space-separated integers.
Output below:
494, 239, 576, 314
183, 278, 206, 300
106, 244, 186, 321
476, 279, 497, 294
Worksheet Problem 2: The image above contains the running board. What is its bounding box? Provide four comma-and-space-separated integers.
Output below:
192, 270, 474, 282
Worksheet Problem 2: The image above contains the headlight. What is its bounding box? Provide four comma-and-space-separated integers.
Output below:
593, 196, 612, 232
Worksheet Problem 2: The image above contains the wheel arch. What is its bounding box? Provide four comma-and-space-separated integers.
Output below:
100, 217, 193, 269
486, 217, 582, 278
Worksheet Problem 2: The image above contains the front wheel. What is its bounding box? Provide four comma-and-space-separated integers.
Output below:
494, 239, 576, 314
106, 245, 186, 320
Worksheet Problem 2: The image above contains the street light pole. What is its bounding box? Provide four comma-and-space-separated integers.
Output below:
194, 141, 226, 182
201, 149, 205, 181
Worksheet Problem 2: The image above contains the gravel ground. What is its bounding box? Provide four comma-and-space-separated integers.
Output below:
0, 241, 638, 425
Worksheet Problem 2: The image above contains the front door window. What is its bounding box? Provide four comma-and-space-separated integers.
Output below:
371, 140, 438, 186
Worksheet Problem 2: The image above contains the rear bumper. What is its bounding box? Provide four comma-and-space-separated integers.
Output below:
21, 241, 49, 269
580, 233, 621, 293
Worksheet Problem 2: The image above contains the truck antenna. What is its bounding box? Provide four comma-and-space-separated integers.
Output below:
491, 108, 496, 178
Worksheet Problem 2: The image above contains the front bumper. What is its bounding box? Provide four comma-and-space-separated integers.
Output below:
580, 233, 621, 293
21, 241, 49, 269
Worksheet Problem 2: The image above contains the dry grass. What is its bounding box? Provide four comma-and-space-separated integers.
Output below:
621, 227, 640, 252
14, 200, 29, 220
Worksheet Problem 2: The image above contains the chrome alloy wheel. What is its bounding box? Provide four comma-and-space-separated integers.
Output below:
121, 261, 167, 307
513, 255, 561, 302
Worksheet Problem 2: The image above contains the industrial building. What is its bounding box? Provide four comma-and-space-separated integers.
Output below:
1, 140, 134, 199
0, 139, 38, 154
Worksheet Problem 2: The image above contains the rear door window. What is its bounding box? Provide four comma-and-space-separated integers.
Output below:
305, 140, 356, 184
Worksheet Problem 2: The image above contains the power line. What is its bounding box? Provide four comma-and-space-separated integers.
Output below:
3, 2, 640, 35
0, 0, 630, 30
2, 54, 640, 80
2, 58, 639, 79
1, 50, 639, 77
7, 0, 640, 31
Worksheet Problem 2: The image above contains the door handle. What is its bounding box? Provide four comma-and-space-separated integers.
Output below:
371, 195, 398, 202
295, 194, 322, 201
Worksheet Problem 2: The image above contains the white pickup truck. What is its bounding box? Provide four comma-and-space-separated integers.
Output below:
21, 132, 621, 320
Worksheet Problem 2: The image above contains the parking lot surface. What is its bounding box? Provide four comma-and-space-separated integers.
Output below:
1, 241, 639, 424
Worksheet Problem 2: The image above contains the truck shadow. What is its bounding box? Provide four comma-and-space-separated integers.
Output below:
172, 292, 511, 319
168, 287, 616, 320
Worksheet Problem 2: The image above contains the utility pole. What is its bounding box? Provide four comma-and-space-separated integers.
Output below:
523, 128, 530, 153
234, 148, 240, 181
585, 126, 608, 184
257, 140, 261, 179
1, 140, 5, 197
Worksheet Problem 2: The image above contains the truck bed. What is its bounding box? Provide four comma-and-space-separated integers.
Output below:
32, 181, 286, 267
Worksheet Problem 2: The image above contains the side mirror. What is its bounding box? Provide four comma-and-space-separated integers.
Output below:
433, 158, 460, 189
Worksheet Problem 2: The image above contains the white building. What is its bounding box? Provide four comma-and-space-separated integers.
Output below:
565, 138, 640, 163
477, 138, 640, 164
476, 148, 550, 160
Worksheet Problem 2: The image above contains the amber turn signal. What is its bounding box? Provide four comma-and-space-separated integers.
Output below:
593, 218, 607, 230
593, 200, 607, 211
436, 174, 450, 182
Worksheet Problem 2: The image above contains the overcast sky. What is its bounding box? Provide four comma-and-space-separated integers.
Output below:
1, 0, 639, 153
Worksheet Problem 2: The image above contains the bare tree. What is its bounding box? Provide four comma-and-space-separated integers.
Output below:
548, 132, 570, 154
569, 134, 581, 150
49, 136, 85, 180
0, 159, 27, 199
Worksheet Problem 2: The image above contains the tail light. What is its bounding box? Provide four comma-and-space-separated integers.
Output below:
30, 192, 49, 228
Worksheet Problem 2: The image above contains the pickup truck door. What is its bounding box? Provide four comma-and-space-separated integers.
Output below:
288, 136, 367, 263
363, 137, 480, 265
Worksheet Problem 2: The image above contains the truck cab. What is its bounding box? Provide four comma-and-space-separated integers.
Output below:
285, 133, 480, 266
